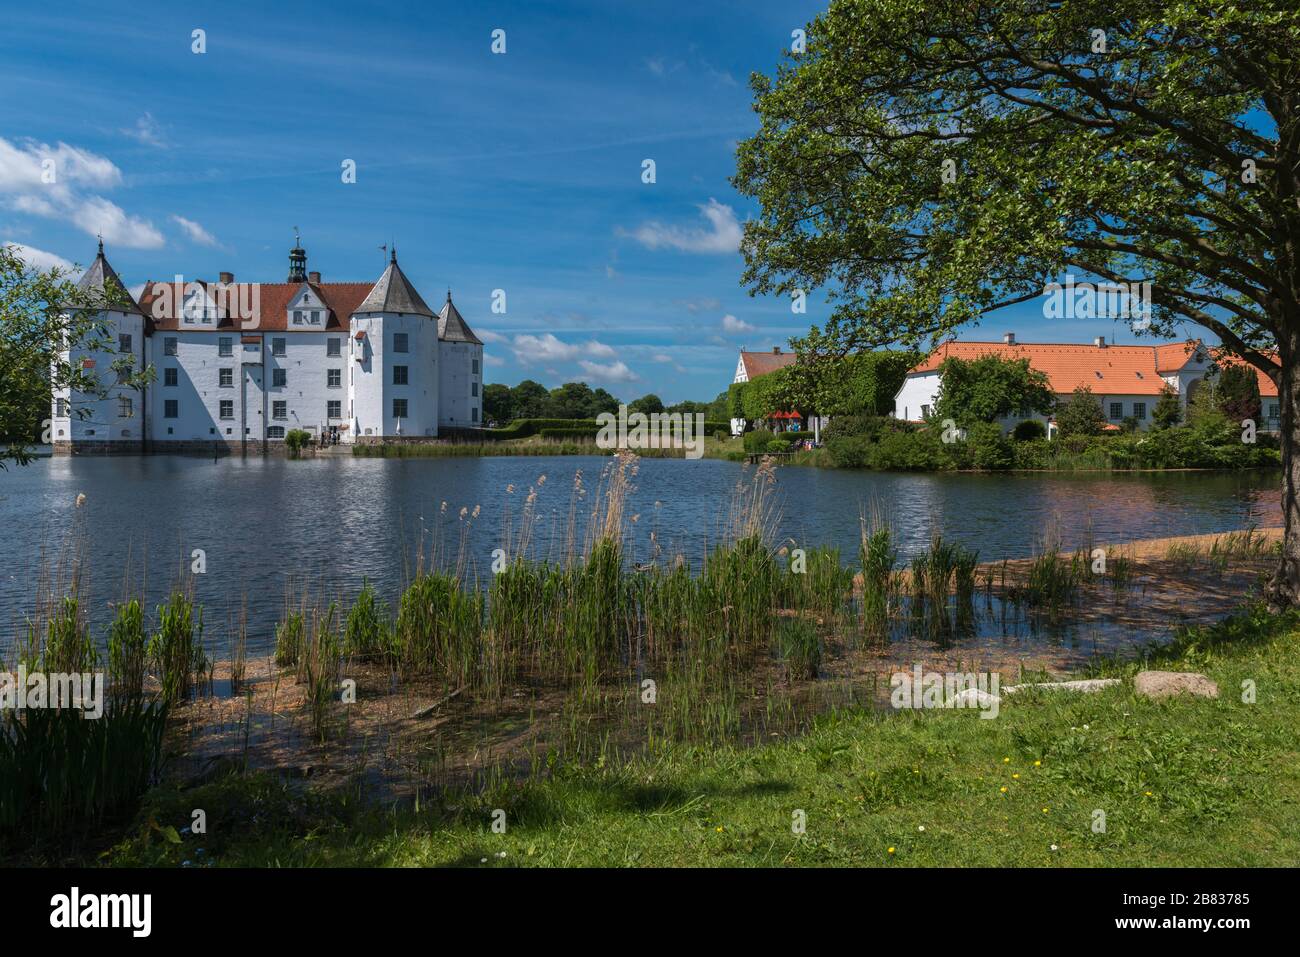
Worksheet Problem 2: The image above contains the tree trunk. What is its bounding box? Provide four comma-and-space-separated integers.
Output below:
1266, 333, 1300, 611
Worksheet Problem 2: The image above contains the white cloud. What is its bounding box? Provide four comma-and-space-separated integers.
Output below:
721, 314, 755, 333
512, 333, 618, 365
580, 359, 639, 383
483, 354, 505, 367
171, 214, 218, 247
0, 136, 163, 249
2, 241, 74, 273
477, 329, 509, 344
623, 198, 742, 254
121, 113, 167, 148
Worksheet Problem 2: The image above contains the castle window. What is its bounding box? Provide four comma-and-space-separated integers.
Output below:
472, 358, 479, 375
392, 365, 408, 385
164, 337, 178, 356
311, 311, 320, 324
327, 400, 341, 419
393, 333, 408, 354
293, 310, 304, 325
272, 337, 286, 356
165, 367, 178, 387
164, 400, 178, 419
118, 397, 132, 418
267, 426, 285, 439
273, 368, 287, 387
471, 382, 478, 397
393, 398, 408, 419
327, 368, 342, 388
472, 407, 478, 423
220, 400, 234, 420
273, 401, 287, 420
327, 338, 341, 357
219, 337, 233, 357
119, 333, 132, 353
219, 368, 233, 387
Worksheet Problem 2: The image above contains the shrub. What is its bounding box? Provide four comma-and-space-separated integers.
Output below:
966, 422, 1014, 470
285, 429, 312, 456
149, 591, 205, 706
870, 428, 951, 470
743, 429, 774, 453
1011, 419, 1046, 441
107, 599, 146, 700
825, 435, 874, 468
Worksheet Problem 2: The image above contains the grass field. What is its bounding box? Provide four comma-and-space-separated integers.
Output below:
95, 604, 1300, 868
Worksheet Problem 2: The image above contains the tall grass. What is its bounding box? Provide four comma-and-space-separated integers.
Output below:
149, 588, 206, 705
106, 599, 146, 700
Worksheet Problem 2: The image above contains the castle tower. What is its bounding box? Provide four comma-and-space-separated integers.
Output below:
52, 240, 147, 454
437, 290, 484, 429
348, 247, 439, 440
287, 231, 307, 283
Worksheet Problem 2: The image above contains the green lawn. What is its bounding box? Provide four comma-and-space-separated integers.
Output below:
103, 606, 1300, 867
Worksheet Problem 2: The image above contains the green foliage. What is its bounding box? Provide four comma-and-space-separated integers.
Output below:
934, 355, 1054, 426
1055, 387, 1106, 438
1215, 364, 1262, 424
1152, 386, 1182, 429
343, 580, 392, 660
965, 421, 1014, 470
1012, 419, 1046, 441
107, 598, 147, 700
0, 699, 168, 851
284, 429, 311, 456
742, 428, 774, 453
150, 591, 205, 705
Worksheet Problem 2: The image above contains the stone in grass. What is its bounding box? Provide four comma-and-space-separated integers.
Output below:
1002, 678, 1121, 695
1134, 670, 1219, 700
945, 687, 1000, 709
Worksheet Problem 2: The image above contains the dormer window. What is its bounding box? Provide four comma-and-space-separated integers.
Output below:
293, 310, 304, 325
311, 310, 320, 324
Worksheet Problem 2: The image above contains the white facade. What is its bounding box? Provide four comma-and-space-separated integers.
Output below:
53, 243, 484, 452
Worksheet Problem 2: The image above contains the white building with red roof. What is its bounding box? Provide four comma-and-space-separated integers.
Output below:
893, 332, 1279, 433
51, 240, 484, 453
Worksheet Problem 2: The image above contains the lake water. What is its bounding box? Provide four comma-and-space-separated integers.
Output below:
0, 455, 1280, 658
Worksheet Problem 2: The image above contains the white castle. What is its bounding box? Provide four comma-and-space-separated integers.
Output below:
51, 239, 484, 453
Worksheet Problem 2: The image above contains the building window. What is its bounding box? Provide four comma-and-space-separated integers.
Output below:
471, 381, 478, 397
920, 404, 929, 419
272, 337, 286, 356
393, 398, 408, 418
293, 310, 304, 325
472, 358, 479, 374
273, 401, 287, 420
327, 368, 342, 388
164, 399, 178, 419
219, 368, 234, 387
392, 365, 408, 385
1268, 402, 1280, 420
1133, 402, 1147, 420
327, 400, 341, 419
56, 398, 68, 417
164, 367, 178, 387
472, 407, 479, 423
311, 310, 320, 324
220, 400, 234, 419
273, 368, 287, 388
327, 338, 341, 357
119, 333, 132, 353
267, 426, 285, 439
393, 333, 408, 353
118, 397, 132, 418
164, 337, 178, 356
1109, 402, 1123, 420
219, 337, 233, 357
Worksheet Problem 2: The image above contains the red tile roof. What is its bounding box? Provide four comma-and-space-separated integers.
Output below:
911, 339, 1278, 397
138, 281, 372, 332
740, 350, 797, 379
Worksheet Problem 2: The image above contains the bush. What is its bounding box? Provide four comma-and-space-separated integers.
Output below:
1011, 419, 1047, 441
966, 422, 1014, 470
870, 428, 951, 470
743, 429, 774, 453
824, 435, 874, 468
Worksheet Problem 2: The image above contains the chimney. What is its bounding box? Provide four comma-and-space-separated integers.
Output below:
1003, 332, 1016, 345
1095, 335, 1107, 348
218, 271, 234, 284
772, 346, 782, 354
308, 271, 321, 284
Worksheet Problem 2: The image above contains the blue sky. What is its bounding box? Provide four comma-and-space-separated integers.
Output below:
0, 0, 1178, 403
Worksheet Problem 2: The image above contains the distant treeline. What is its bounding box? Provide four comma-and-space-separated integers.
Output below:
484, 380, 729, 428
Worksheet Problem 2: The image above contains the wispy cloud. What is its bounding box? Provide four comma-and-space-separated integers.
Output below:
579, 359, 638, 383
512, 333, 618, 365
121, 112, 167, 148
171, 214, 219, 247
721, 314, 755, 333
622, 198, 741, 254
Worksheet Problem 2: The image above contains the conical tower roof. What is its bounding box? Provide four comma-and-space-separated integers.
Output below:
354, 248, 434, 318
77, 239, 143, 314
438, 291, 482, 345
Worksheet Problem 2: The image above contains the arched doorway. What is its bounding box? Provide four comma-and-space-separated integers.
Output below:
1184, 376, 1203, 408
